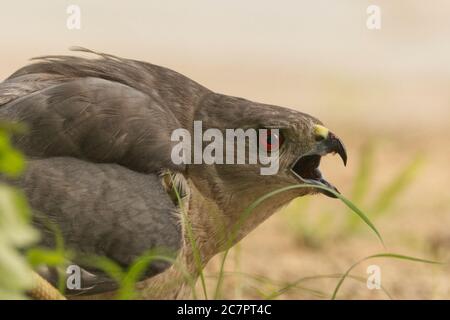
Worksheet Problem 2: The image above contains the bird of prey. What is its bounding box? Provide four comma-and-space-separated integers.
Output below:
0, 48, 347, 299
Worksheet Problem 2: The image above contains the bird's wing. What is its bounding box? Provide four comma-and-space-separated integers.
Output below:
0, 76, 185, 173
0, 76, 188, 294
8, 157, 182, 295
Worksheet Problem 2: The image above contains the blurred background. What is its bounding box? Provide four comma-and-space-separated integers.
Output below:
1, 0, 449, 299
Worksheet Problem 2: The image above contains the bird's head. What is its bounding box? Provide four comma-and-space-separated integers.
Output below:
182, 93, 347, 247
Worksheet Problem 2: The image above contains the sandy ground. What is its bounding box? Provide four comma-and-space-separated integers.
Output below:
203, 130, 450, 299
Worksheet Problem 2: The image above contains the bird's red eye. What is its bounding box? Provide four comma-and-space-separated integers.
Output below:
260, 129, 284, 152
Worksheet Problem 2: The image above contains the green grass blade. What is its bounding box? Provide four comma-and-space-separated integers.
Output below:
351, 142, 375, 203
371, 154, 424, 215
209, 271, 392, 300
232, 244, 243, 299
25, 215, 70, 293
170, 174, 206, 300
332, 253, 442, 299
208, 271, 329, 299
214, 183, 384, 299
265, 273, 393, 300
80, 255, 125, 283
247, 184, 384, 245
117, 252, 184, 300
345, 142, 375, 230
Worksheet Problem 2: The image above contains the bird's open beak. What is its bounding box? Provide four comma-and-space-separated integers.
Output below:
290, 125, 347, 198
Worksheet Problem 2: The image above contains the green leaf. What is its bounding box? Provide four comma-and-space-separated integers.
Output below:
0, 185, 38, 246
27, 248, 66, 267
0, 123, 36, 299
0, 148, 25, 177
0, 130, 26, 177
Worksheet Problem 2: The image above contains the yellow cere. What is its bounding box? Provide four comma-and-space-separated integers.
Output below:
313, 124, 329, 140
